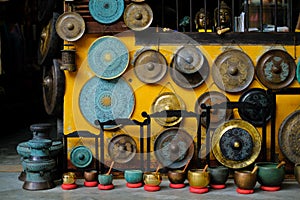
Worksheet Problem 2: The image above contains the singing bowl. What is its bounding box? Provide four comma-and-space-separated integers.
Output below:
187, 169, 210, 188
255, 162, 285, 186
143, 172, 162, 186
98, 174, 113, 185
167, 170, 186, 184
294, 163, 300, 185
234, 170, 257, 190
62, 172, 76, 184
124, 170, 143, 183
207, 166, 229, 185
84, 170, 98, 182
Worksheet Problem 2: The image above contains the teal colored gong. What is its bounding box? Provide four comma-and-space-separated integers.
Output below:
70, 146, 93, 168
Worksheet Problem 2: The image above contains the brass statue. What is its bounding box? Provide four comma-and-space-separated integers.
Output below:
214, 1, 232, 32
194, 8, 212, 32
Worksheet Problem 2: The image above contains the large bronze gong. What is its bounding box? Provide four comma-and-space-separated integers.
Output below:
278, 110, 300, 164
154, 128, 194, 169
256, 49, 296, 90
212, 119, 261, 169
108, 134, 137, 164
212, 49, 254, 93
195, 91, 233, 128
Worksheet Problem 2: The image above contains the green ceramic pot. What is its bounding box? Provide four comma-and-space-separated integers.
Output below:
255, 162, 285, 186
98, 174, 113, 185
124, 170, 143, 183
207, 166, 229, 185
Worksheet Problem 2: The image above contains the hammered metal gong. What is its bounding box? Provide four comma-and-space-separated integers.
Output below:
151, 92, 186, 127
238, 88, 272, 126
212, 49, 255, 93
124, 2, 153, 31
134, 49, 168, 84
89, 0, 124, 24
256, 49, 296, 90
212, 119, 261, 169
88, 36, 129, 79
70, 146, 93, 168
55, 12, 85, 42
154, 128, 194, 169
278, 110, 300, 164
195, 91, 233, 128
108, 134, 137, 163
79, 77, 135, 129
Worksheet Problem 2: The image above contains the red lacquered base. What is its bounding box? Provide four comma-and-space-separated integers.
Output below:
84, 181, 98, 187
126, 182, 143, 188
169, 183, 185, 189
98, 184, 114, 190
61, 183, 77, 190
236, 188, 254, 194
210, 184, 226, 189
260, 186, 281, 191
144, 185, 160, 192
189, 186, 209, 194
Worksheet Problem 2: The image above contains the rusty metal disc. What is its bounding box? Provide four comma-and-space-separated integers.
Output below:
124, 2, 153, 31
212, 119, 261, 169
256, 49, 296, 90
238, 88, 272, 126
278, 110, 300, 164
151, 92, 186, 127
134, 49, 167, 83
212, 49, 255, 93
55, 12, 85, 42
195, 91, 233, 128
108, 134, 137, 163
154, 128, 194, 169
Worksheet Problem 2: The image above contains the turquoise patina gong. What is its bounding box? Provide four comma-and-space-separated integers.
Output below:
88, 36, 129, 79
89, 0, 124, 24
70, 146, 93, 168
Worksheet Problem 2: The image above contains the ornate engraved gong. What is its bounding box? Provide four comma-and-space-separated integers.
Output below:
134, 49, 168, 83
108, 134, 137, 163
70, 146, 93, 168
88, 36, 129, 79
195, 91, 233, 128
212, 119, 261, 169
55, 12, 85, 42
238, 88, 272, 126
256, 49, 296, 90
124, 2, 153, 31
278, 110, 300, 164
89, 0, 124, 24
154, 128, 194, 169
212, 49, 255, 93
151, 92, 186, 127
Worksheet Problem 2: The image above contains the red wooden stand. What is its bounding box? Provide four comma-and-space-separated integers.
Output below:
236, 188, 254, 194
61, 183, 77, 190
98, 184, 114, 190
169, 183, 185, 189
210, 184, 226, 189
126, 182, 143, 188
189, 186, 209, 194
260, 186, 281, 191
144, 185, 160, 192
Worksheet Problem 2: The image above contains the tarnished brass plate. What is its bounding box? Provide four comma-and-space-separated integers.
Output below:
278, 110, 300, 164
256, 49, 296, 90
212, 119, 261, 169
212, 49, 254, 93
124, 2, 153, 31
154, 128, 194, 169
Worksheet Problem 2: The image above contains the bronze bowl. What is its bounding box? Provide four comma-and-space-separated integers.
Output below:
84, 170, 98, 182
167, 170, 186, 184
187, 169, 210, 188
143, 172, 162, 186
255, 162, 285, 186
234, 170, 257, 190
207, 166, 229, 185
294, 163, 300, 185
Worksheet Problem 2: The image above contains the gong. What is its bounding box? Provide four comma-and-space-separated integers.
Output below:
256, 49, 296, 90
154, 128, 194, 169
212, 119, 261, 169
55, 12, 85, 42
195, 91, 233, 128
79, 77, 135, 129
238, 88, 272, 126
151, 92, 186, 127
89, 0, 124, 24
108, 134, 137, 163
212, 49, 255, 93
134, 49, 168, 84
42, 59, 65, 117
88, 36, 129, 79
124, 2, 153, 31
70, 146, 93, 168
278, 110, 300, 164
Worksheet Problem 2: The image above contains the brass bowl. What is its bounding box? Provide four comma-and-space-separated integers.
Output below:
188, 169, 210, 188
234, 170, 257, 190
294, 163, 300, 185
62, 172, 76, 184
84, 170, 98, 182
167, 170, 186, 184
143, 172, 162, 186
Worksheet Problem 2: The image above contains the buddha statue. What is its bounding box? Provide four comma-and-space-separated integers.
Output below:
214, 1, 232, 31
194, 8, 212, 32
